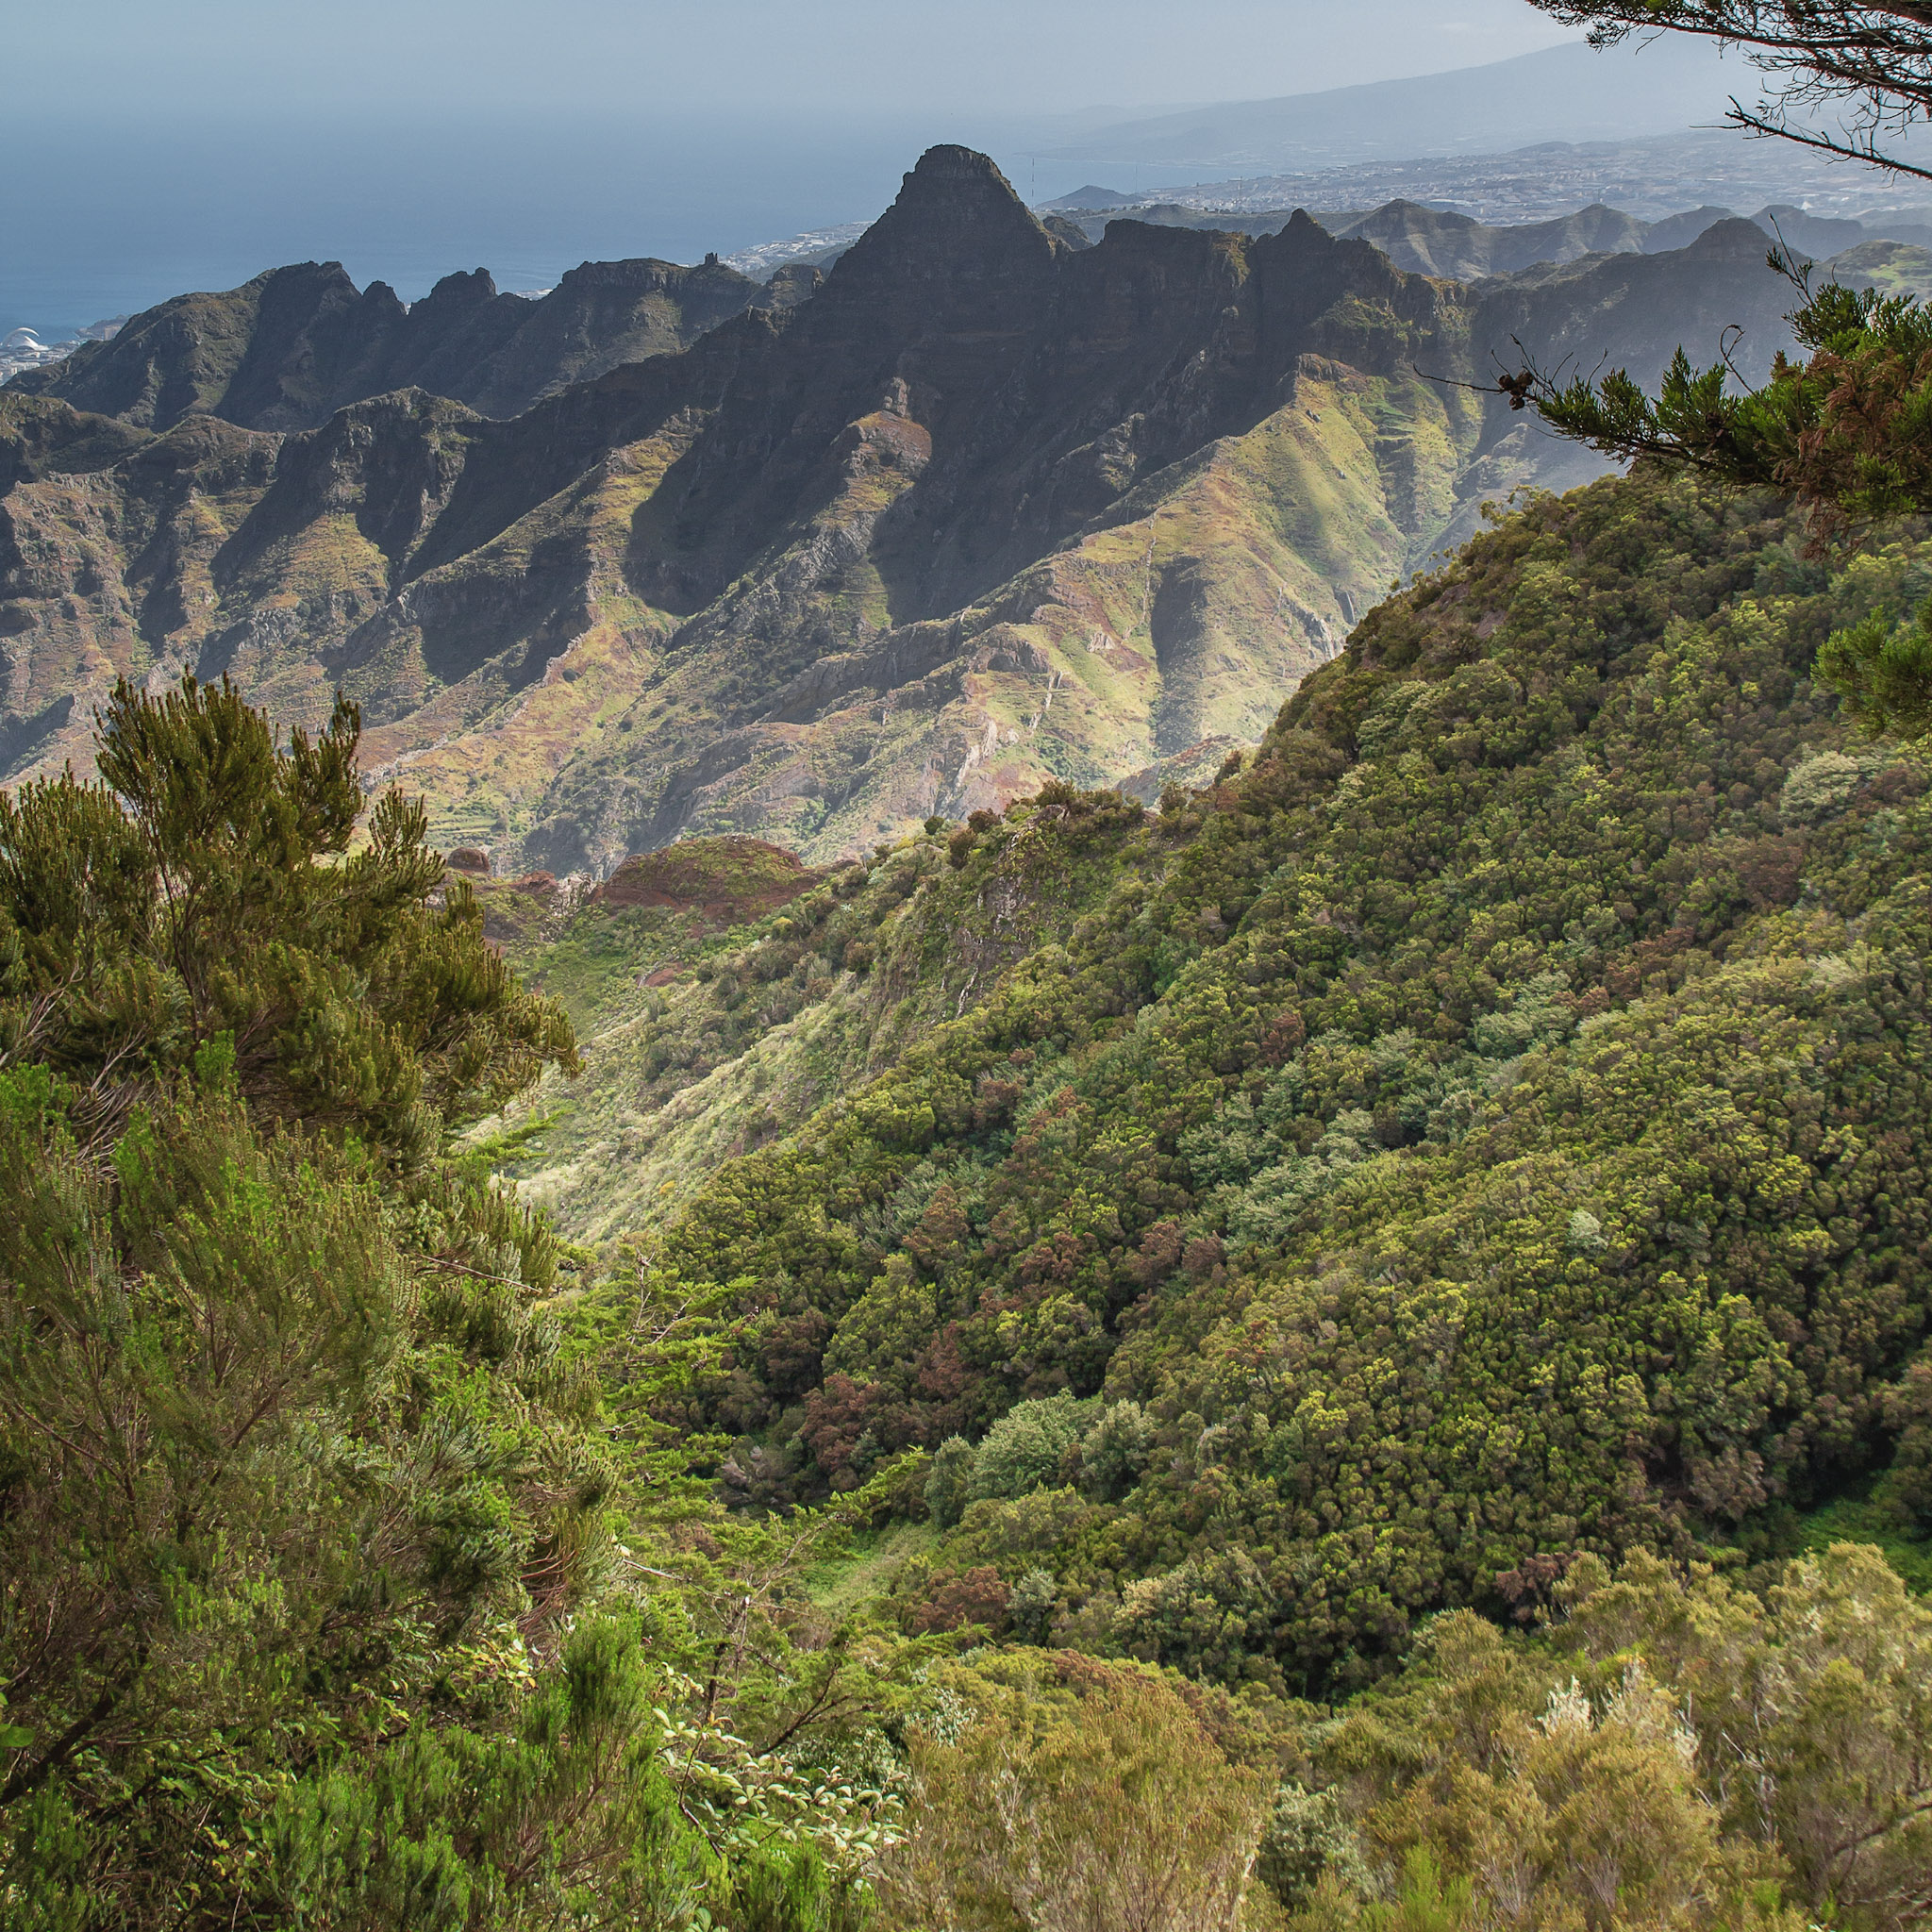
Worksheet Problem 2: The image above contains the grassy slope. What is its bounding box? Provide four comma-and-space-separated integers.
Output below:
1831, 240, 1932, 302
803, 1521, 940, 1618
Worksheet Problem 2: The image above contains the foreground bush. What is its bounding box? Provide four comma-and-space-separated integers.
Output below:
1267, 1544, 1932, 1932
874, 1657, 1268, 1932
0, 680, 601, 1924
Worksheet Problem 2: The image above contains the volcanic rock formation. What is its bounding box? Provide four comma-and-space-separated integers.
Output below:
1, 146, 1804, 868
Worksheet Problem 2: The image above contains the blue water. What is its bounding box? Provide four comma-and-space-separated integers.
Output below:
1, 108, 1113, 339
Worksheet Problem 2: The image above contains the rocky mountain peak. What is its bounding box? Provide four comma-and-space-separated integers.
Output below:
1385, 198, 1478, 230
257, 259, 361, 301
830, 144, 1058, 290
1690, 217, 1776, 260
8, 246, 773, 434
555, 256, 752, 295
413, 268, 501, 313
900, 142, 1030, 204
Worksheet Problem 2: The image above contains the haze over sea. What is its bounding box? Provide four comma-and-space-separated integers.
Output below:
2, 109, 1051, 340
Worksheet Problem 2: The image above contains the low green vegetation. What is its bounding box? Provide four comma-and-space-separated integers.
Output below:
7, 458, 1932, 1929
488, 794, 1154, 1236
805, 1522, 939, 1620
1796, 1479, 1932, 1594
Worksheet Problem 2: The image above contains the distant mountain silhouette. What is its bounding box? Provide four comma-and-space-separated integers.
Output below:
1034, 40, 1739, 175
9, 254, 800, 431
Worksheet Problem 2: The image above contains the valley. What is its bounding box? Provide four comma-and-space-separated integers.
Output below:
6, 73, 1932, 1924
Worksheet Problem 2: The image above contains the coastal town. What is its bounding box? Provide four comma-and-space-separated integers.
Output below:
0, 314, 124, 385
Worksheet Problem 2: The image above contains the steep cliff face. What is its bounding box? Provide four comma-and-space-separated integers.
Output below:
1, 147, 1805, 871
431, 254, 798, 418
8, 254, 774, 431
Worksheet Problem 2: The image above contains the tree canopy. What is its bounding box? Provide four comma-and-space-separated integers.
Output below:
1498, 5, 1932, 739
1505, 263, 1932, 737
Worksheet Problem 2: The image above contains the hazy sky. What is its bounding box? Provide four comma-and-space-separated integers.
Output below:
13, 0, 1582, 118
3, 0, 1755, 336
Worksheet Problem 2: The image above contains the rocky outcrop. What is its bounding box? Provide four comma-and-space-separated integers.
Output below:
7, 262, 385, 431
439, 255, 778, 417
591, 836, 821, 922
0, 393, 150, 493
9, 253, 776, 431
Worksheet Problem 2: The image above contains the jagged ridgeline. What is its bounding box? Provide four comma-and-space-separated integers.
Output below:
493, 465, 1932, 1685
2, 149, 1803, 871
2, 255, 797, 431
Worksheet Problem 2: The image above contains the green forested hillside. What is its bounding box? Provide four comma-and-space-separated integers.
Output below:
8, 470, 1932, 1930
504, 469, 1932, 1687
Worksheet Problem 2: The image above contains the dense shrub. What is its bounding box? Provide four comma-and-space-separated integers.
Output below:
924, 1436, 978, 1529
966, 1391, 1091, 1503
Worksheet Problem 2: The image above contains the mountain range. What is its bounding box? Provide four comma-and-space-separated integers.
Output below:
1047, 128, 1932, 233
1032, 40, 1746, 176
1048, 198, 1932, 286
5, 252, 813, 431
3, 148, 1810, 874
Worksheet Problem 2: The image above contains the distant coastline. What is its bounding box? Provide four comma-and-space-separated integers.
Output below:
0, 316, 126, 386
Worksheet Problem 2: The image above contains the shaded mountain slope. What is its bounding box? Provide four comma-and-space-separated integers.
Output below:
492, 467, 1932, 1684
1470, 218, 1803, 388
7, 251, 779, 431
1052, 198, 1650, 275
0, 391, 149, 493
2, 148, 1807, 872
1641, 204, 1741, 252
1056, 195, 1932, 274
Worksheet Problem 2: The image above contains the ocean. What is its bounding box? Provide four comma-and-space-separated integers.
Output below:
0, 107, 1099, 339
